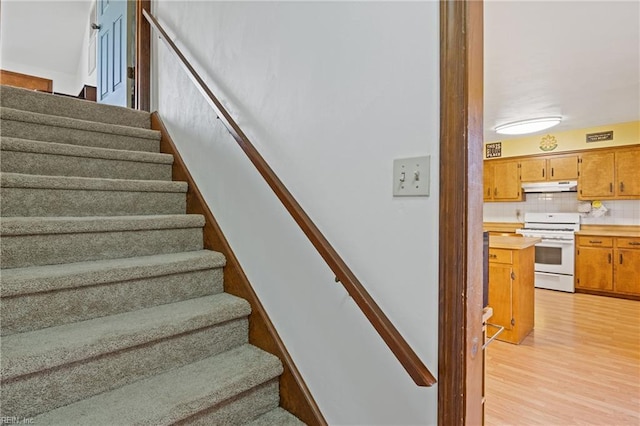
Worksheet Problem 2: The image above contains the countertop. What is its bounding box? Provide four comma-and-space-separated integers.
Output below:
489, 235, 541, 250
483, 222, 523, 233
576, 225, 640, 238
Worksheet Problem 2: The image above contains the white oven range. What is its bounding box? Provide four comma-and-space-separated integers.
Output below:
516, 212, 581, 292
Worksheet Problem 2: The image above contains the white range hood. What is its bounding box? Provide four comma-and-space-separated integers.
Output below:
521, 180, 577, 193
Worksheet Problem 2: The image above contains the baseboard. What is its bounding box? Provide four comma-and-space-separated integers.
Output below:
151, 112, 326, 426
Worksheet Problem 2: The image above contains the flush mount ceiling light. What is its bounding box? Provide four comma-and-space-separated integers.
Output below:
495, 116, 562, 135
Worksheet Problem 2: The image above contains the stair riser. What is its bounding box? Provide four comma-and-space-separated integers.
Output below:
1, 319, 249, 418
1, 228, 203, 269
1, 188, 186, 217
1, 86, 151, 129
1, 268, 224, 335
0, 151, 172, 181
178, 380, 280, 426
1, 120, 159, 152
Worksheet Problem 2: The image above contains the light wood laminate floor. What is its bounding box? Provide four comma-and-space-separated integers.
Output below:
485, 289, 640, 425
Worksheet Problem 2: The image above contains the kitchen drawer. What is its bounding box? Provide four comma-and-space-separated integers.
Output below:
617, 237, 640, 248
577, 236, 613, 247
488, 248, 512, 264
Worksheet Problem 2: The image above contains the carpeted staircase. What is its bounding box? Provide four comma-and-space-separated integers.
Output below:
0, 85, 304, 425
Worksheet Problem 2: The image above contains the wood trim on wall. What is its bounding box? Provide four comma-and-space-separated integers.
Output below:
439, 0, 484, 425
135, 0, 151, 111
151, 113, 327, 426
0, 69, 53, 93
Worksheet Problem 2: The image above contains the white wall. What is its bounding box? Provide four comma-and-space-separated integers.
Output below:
153, 2, 439, 425
484, 194, 640, 226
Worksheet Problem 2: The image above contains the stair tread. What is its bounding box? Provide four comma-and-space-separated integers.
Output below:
1, 172, 187, 192
1, 107, 160, 141
1, 250, 225, 297
1, 85, 151, 129
0, 137, 173, 164
248, 407, 305, 425
32, 344, 283, 426
1, 293, 251, 380
0, 214, 205, 235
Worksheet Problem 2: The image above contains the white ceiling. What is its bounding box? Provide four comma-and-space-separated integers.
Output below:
0, 0, 92, 76
1, 1, 638, 142
484, 0, 640, 142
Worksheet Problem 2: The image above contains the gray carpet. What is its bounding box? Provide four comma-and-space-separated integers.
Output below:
0, 85, 305, 425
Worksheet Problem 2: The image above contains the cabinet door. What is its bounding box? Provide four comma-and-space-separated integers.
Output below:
578, 152, 615, 200
548, 155, 578, 181
615, 149, 640, 197
576, 246, 613, 290
493, 161, 521, 201
615, 249, 640, 295
520, 158, 547, 182
484, 162, 494, 201
488, 263, 513, 335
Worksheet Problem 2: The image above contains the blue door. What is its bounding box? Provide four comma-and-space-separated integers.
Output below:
97, 0, 128, 106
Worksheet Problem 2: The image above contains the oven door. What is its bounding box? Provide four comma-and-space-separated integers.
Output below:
534, 238, 574, 275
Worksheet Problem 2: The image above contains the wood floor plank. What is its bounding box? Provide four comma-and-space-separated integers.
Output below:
485, 288, 640, 425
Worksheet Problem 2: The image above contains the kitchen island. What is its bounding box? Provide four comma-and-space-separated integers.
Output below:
487, 236, 540, 344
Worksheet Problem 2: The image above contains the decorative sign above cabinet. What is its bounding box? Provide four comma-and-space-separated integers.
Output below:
586, 131, 614, 143
486, 142, 502, 158
539, 135, 558, 152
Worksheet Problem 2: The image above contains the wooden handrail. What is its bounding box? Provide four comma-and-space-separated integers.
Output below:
143, 10, 436, 387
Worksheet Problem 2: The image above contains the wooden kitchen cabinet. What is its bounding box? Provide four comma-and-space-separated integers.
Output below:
487, 238, 536, 344
575, 236, 613, 291
578, 146, 640, 200
484, 159, 522, 202
520, 154, 578, 182
576, 234, 640, 297
615, 237, 640, 296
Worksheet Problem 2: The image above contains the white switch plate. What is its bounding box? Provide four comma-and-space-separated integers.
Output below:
393, 156, 430, 197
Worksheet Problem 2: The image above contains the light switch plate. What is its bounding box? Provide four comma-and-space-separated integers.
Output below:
393, 156, 430, 197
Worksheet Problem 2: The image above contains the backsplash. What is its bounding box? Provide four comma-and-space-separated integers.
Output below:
483, 193, 640, 225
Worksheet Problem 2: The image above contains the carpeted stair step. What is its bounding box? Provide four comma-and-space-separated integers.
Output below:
0, 85, 151, 128
0, 137, 173, 180
1, 173, 188, 217
248, 407, 307, 425
0, 250, 226, 335
31, 344, 283, 426
0, 107, 160, 152
0, 214, 204, 268
1, 294, 252, 418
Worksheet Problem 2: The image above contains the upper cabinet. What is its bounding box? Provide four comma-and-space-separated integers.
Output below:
520, 154, 578, 182
578, 146, 640, 200
484, 159, 522, 202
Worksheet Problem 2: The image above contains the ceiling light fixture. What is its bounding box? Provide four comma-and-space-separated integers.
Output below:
495, 116, 562, 135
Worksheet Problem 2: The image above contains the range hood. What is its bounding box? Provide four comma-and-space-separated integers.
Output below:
522, 180, 578, 193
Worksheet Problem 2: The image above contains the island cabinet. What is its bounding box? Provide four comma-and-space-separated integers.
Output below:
484, 160, 522, 202
486, 236, 539, 344
576, 229, 640, 299
578, 146, 640, 200
520, 154, 578, 183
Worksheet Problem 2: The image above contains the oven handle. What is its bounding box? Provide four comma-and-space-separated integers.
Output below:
539, 239, 574, 245
535, 271, 569, 277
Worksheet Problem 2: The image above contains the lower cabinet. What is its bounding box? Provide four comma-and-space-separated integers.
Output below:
487, 246, 535, 344
576, 235, 640, 297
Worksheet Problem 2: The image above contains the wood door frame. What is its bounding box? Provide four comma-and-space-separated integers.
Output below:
134, 0, 485, 423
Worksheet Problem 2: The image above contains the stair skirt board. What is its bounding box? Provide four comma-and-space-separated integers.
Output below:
0, 86, 312, 425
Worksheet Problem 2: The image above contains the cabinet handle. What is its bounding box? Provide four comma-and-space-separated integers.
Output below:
610, 182, 613, 193
487, 188, 491, 197
620, 182, 625, 192
589, 240, 602, 244
629, 242, 640, 246
620, 254, 623, 264
542, 168, 545, 178
494, 188, 497, 196
608, 253, 611, 263
551, 167, 554, 177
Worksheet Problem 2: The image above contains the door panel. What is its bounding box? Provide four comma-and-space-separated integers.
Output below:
97, 0, 128, 106
578, 152, 614, 199
616, 149, 640, 197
